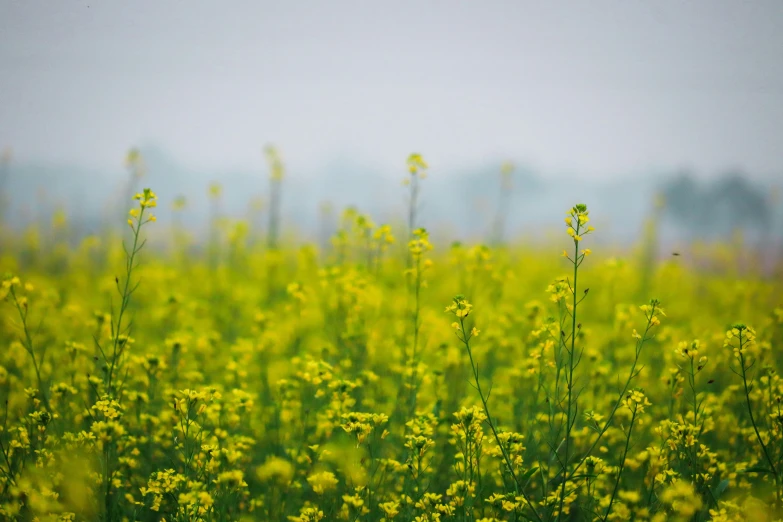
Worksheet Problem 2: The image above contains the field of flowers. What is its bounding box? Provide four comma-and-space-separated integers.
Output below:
1, 153, 782, 522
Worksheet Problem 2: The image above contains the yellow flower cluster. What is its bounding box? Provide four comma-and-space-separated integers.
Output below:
128, 188, 158, 229
407, 153, 428, 176
564, 203, 595, 242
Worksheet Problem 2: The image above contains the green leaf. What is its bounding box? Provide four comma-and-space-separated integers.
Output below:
742, 466, 773, 475
519, 466, 539, 485
713, 479, 730, 499
570, 473, 599, 481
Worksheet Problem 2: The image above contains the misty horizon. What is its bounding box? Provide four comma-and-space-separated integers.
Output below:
1, 142, 780, 251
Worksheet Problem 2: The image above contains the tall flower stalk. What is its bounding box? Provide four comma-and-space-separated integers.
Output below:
555, 203, 594, 519
265, 145, 284, 250
447, 295, 544, 522
98, 188, 157, 397
3, 276, 50, 411
405, 227, 432, 416
729, 324, 782, 509
404, 154, 427, 265
490, 161, 514, 246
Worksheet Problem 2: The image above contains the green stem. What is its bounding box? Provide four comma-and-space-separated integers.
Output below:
557, 231, 580, 520
10, 288, 50, 411
107, 205, 146, 394
739, 334, 780, 509
603, 407, 637, 521
408, 254, 422, 417
461, 318, 544, 522
562, 305, 656, 485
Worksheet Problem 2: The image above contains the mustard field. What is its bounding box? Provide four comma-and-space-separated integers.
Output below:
1, 154, 782, 522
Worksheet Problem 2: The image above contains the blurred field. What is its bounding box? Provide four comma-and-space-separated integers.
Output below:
1, 153, 782, 522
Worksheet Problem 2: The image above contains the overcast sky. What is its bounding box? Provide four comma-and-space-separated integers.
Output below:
1, 0, 782, 180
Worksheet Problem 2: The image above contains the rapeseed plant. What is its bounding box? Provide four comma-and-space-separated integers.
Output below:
490, 162, 514, 246
264, 145, 284, 250
404, 153, 427, 244
0, 153, 782, 521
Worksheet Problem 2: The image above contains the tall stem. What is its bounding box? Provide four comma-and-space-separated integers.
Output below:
408, 254, 422, 416
460, 318, 544, 522
557, 229, 580, 519
563, 306, 655, 485
9, 288, 50, 411
739, 333, 780, 509
602, 408, 637, 521
268, 177, 281, 250
107, 204, 145, 395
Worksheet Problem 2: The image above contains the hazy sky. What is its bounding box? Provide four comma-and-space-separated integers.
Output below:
1, 1, 782, 180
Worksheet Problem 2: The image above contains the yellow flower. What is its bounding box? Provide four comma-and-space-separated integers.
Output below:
257, 456, 294, 484
379, 501, 400, 518
407, 153, 428, 172
445, 296, 473, 318
307, 471, 338, 494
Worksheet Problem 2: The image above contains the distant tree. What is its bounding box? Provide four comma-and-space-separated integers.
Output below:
661, 170, 770, 241
661, 171, 704, 239
708, 171, 770, 234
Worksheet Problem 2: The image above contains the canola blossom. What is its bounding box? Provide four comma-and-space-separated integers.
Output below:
0, 155, 782, 522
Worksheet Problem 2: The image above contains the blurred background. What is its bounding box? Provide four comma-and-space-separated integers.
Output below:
1, 1, 782, 254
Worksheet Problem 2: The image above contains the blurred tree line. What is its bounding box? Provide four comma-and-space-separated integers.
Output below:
660, 170, 778, 242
